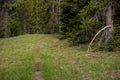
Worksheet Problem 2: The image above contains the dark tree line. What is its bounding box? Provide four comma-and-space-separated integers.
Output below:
0, 0, 120, 51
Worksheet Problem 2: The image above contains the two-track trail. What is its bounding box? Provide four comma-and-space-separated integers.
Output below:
33, 39, 44, 80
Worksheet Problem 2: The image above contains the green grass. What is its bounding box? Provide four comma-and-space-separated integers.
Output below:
0, 34, 120, 80
0, 34, 42, 80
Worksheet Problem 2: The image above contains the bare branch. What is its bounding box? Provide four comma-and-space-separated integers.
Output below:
87, 25, 111, 52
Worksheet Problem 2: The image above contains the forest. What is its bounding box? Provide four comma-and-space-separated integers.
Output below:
0, 0, 120, 51
0, 0, 120, 80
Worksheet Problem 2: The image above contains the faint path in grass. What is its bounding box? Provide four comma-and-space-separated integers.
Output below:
60, 50, 90, 80
33, 39, 44, 80
51, 38, 90, 80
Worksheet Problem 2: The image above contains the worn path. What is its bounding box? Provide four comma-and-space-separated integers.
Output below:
33, 39, 43, 80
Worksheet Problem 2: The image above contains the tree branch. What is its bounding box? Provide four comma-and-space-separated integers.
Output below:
87, 25, 111, 52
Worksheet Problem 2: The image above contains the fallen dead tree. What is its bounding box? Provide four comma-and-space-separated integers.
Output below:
87, 25, 112, 52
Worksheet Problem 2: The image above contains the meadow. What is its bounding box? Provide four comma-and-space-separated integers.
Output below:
0, 34, 120, 80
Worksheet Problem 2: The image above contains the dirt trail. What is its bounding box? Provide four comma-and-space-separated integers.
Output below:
33, 39, 43, 80
61, 50, 90, 80
52, 39, 90, 80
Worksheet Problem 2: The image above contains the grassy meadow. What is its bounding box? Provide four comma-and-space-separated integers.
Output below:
0, 34, 120, 80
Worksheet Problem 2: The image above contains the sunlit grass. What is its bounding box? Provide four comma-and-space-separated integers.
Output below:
38, 35, 120, 80
0, 34, 41, 80
0, 34, 120, 80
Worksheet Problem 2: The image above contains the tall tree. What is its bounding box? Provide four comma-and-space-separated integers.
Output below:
0, 0, 11, 37
105, 1, 113, 44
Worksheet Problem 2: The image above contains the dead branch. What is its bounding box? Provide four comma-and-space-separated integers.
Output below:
87, 25, 111, 52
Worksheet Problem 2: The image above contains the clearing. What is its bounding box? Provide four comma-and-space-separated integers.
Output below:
0, 34, 120, 80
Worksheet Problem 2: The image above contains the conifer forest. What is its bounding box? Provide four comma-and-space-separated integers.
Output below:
0, 0, 120, 80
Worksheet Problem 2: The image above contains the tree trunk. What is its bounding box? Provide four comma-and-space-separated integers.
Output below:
105, 3, 113, 44
0, 0, 7, 31
47, 0, 60, 34
47, 2, 55, 33
87, 1, 114, 52
23, 19, 27, 34
0, 0, 9, 37
0, 7, 5, 31
22, 4, 27, 34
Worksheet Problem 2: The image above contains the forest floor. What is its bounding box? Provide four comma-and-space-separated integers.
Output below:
0, 34, 120, 80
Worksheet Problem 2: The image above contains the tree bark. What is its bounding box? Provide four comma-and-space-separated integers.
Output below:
87, 1, 114, 52
0, 0, 7, 31
48, 2, 55, 33
23, 19, 27, 34
47, 0, 60, 34
105, 3, 113, 43
0, 0, 9, 37
22, 1, 27, 34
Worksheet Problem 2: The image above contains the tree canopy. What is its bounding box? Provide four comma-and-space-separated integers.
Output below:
0, 0, 120, 51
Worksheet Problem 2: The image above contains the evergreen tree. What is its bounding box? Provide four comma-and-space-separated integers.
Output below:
0, 0, 119, 51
